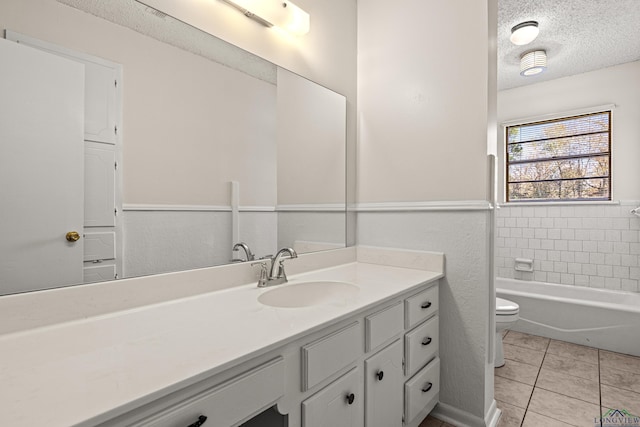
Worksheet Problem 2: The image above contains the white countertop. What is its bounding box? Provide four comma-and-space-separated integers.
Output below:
0, 259, 442, 427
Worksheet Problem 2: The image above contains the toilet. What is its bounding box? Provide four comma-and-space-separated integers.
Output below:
495, 297, 519, 368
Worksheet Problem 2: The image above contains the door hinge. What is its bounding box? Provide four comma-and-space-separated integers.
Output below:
114, 124, 118, 135
114, 161, 118, 170
114, 207, 118, 216
114, 273, 119, 279
115, 79, 118, 88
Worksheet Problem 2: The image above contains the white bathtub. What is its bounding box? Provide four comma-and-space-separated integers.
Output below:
496, 277, 640, 357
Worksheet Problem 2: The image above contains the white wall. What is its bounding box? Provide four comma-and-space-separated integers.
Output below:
123, 211, 279, 278
357, 0, 497, 424
357, 0, 490, 203
498, 60, 640, 201
276, 68, 346, 205
358, 212, 493, 423
497, 61, 640, 292
123, 211, 232, 277
139, 0, 359, 243
278, 212, 346, 252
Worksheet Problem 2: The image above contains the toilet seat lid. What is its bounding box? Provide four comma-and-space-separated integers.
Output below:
496, 297, 519, 315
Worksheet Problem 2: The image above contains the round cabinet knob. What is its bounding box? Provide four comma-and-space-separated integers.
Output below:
376, 370, 384, 381
65, 231, 81, 242
422, 382, 433, 393
346, 393, 355, 405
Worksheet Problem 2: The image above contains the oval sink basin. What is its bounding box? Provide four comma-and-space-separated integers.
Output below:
258, 281, 359, 308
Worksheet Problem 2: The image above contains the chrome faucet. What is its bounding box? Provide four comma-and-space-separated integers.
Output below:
253, 247, 298, 287
269, 247, 298, 283
232, 242, 255, 262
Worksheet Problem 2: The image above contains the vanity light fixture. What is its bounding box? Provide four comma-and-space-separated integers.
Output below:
221, 0, 310, 36
510, 21, 539, 45
520, 50, 547, 76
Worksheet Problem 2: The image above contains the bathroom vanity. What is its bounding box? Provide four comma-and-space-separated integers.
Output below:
0, 247, 443, 427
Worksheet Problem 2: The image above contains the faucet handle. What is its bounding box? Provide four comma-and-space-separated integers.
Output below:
251, 261, 269, 287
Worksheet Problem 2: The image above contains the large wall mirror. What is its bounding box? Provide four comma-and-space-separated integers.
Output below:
0, 0, 346, 296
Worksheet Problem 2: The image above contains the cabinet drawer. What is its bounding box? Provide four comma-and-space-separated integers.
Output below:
404, 316, 439, 377
302, 368, 362, 427
404, 357, 440, 425
302, 323, 362, 391
134, 357, 284, 427
405, 285, 438, 329
365, 302, 403, 352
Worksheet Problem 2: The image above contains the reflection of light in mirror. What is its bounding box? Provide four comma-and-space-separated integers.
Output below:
280, 1, 310, 36
222, 0, 310, 36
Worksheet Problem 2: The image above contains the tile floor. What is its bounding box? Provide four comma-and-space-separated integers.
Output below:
495, 331, 640, 427
421, 331, 640, 427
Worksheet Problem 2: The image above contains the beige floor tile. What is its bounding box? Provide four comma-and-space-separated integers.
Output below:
503, 331, 550, 352
494, 376, 534, 409
503, 343, 545, 367
419, 415, 443, 427
496, 400, 525, 427
600, 350, 640, 375
495, 358, 540, 385
546, 339, 598, 365
527, 388, 601, 427
522, 411, 575, 427
535, 366, 600, 404
601, 364, 640, 394
601, 384, 640, 416
541, 353, 599, 382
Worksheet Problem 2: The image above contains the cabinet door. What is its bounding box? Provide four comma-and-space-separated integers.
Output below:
302, 368, 362, 427
365, 340, 403, 427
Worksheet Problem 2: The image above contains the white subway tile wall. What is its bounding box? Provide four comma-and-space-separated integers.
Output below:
496, 203, 640, 292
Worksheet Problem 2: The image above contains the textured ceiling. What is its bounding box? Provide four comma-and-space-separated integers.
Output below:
498, 0, 640, 90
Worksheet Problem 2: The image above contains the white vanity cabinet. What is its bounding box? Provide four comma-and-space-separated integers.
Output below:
94, 281, 440, 427
298, 281, 440, 427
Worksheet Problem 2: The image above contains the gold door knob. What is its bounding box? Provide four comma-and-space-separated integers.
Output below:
66, 231, 81, 242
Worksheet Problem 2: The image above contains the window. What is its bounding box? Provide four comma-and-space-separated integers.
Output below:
506, 111, 611, 202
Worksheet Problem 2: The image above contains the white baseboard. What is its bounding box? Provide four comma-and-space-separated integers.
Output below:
485, 400, 501, 427
431, 401, 499, 427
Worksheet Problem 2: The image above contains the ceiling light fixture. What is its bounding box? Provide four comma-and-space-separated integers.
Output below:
510, 21, 539, 45
520, 50, 547, 76
221, 0, 310, 36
